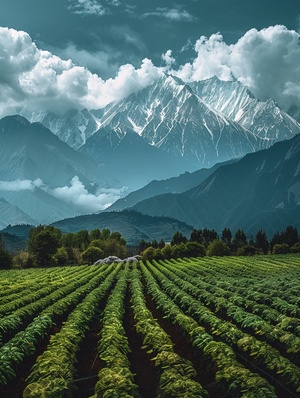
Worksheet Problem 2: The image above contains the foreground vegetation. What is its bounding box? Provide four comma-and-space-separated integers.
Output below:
0, 255, 300, 397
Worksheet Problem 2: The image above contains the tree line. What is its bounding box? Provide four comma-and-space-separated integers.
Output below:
140, 225, 300, 261
0, 224, 299, 269
0, 226, 127, 269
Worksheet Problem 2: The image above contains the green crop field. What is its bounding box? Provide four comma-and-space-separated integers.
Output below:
0, 255, 300, 397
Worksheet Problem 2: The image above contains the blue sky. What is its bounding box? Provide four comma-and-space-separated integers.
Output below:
0, 0, 299, 116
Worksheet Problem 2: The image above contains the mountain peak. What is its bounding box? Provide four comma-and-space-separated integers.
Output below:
0, 115, 31, 131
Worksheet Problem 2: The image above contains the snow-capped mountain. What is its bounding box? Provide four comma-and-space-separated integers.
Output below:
20, 75, 300, 175
3, 74, 300, 230
190, 76, 300, 145
90, 75, 260, 170
19, 108, 104, 150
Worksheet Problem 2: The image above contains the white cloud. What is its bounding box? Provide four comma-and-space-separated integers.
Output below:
0, 179, 43, 191
50, 176, 126, 212
171, 33, 232, 82
1, 25, 300, 117
68, 0, 121, 16
0, 27, 163, 116
142, 7, 196, 22
68, 0, 106, 16
161, 50, 175, 70
171, 25, 300, 110
0, 176, 125, 212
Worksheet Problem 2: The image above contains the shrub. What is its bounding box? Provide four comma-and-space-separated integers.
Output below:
82, 246, 104, 265
290, 242, 300, 253
13, 250, 35, 268
52, 247, 69, 266
237, 245, 256, 256
207, 239, 230, 257
272, 243, 290, 254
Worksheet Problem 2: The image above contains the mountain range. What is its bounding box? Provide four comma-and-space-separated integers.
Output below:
23, 75, 300, 193
0, 74, 300, 237
127, 133, 300, 237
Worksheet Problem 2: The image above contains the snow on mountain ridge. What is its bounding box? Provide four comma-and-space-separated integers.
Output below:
17, 74, 300, 172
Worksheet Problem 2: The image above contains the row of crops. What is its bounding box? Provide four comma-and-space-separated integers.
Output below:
0, 255, 300, 397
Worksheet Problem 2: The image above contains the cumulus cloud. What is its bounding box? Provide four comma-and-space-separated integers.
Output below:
142, 7, 196, 22
1, 25, 300, 117
172, 25, 300, 110
0, 179, 43, 191
50, 176, 126, 212
0, 27, 163, 116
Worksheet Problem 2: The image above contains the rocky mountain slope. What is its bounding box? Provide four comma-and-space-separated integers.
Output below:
131, 133, 300, 237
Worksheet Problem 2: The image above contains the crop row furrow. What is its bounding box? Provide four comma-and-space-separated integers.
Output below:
0, 266, 82, 303
159, 260, 300, 359
0, 263, 118, 386
130, 265, 208, 398
146, 260, 300, 395
140, 260, 278, 398
0, 265, 104, 345
166, 259, 300, 336
0, 265, 98, 316
93, 265, 139, 397
22, 263, 122, 397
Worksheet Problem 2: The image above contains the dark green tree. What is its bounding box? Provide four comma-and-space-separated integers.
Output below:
158, 239, 165, 249
151, 239, 159, 248
104, 239, 127, 258
74, 229, 90, 251
255, 229, 269, 254
190, 229, 203, 244
142, 246, 163, 261
0, 248, 13, 269
89, 228, 101, 241
171, 231, 187, 246
270, 231, 282, 250
202, 228, 218, 245
28, 226, 61, 266
139, 239, 150, 252
101, 228, 111, 240
271, 226, 299, 250
233, 229, 247, 248
283, 226, 298, 247
221, 227, 232, 246
0, 233, 4, 250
